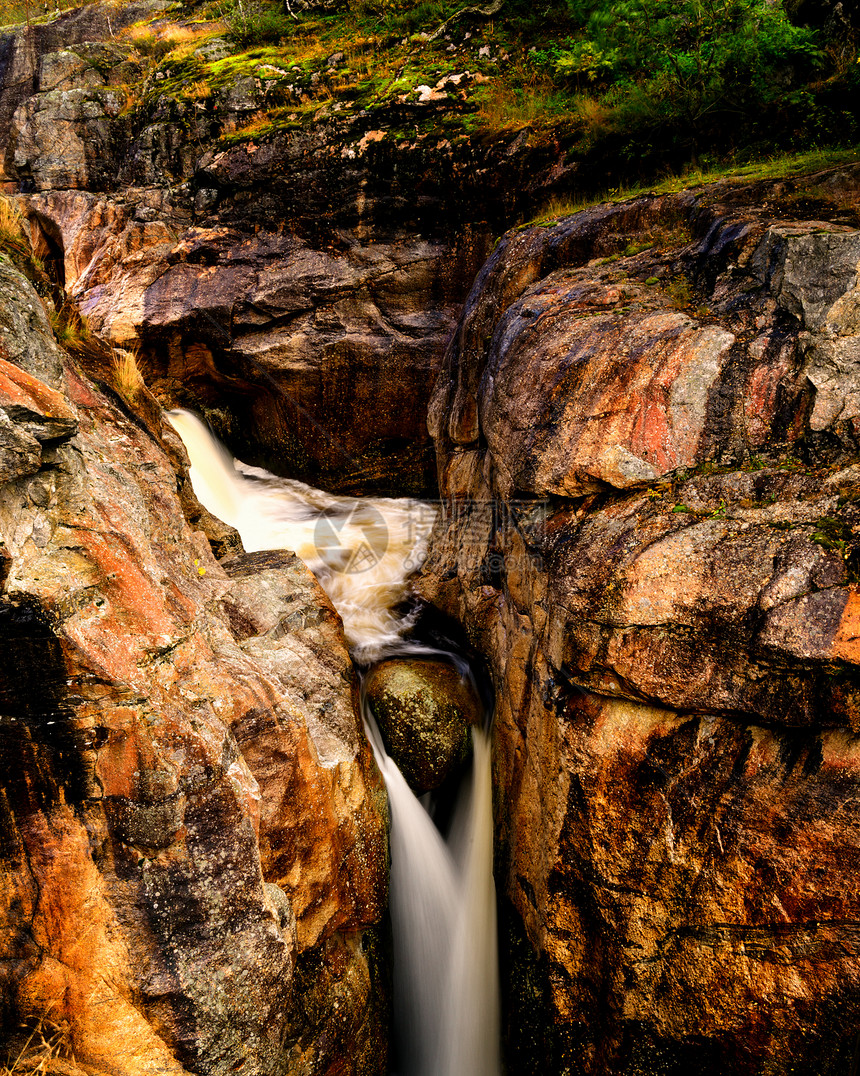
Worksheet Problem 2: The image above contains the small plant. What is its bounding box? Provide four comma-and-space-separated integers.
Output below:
112, 348, 146, 402
810, 515, 860, 580
223, 0, 293, 46
665, 273, 692, 308
812, 516, 853, 553
0, 196, 29, 261
0, 197, 56, 297
50, 303, 92, 350
623, 238, 653, 256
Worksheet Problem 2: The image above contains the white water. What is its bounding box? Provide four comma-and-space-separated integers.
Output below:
168, 409, 500, 1075
167, 409, 438, 663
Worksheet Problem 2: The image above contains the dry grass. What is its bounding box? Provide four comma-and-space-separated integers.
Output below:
0, 195, 30, 258
475, 74, 566, 132
1, 1018, 75, 1076
120, 18, 227, 63
110, 346, 165, 436
186, 78, 213, 99
572, 91, 612, 131
112, 347, 145, 400
49, 303, 92, 350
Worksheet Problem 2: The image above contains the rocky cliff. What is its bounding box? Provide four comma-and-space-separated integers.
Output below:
3, 1, 860, 1074
1, 0, 572, 497
421, 166, 860, 1073
0, 255, 388, 1073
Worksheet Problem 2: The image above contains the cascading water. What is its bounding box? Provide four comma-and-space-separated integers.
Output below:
168, 410, 500, 1075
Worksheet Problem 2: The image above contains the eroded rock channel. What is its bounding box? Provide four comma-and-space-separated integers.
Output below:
2, 2, 860, 1074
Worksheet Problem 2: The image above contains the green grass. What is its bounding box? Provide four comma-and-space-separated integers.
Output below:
0, 0, 97, 30
523, 147, 860, 224
80, 0, 857, 202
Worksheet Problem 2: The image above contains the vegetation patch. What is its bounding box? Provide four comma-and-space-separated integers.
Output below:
1, 1018, 75, 1076
0, 197, 55, 300
0, 0, 96, 30
17, 0, 855, 201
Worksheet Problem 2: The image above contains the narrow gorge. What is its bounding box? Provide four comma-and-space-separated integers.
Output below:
1, 1, 860, 1074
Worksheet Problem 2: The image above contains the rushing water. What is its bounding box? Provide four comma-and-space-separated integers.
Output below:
167, 409, 438, 663
168, 410, 500, 1075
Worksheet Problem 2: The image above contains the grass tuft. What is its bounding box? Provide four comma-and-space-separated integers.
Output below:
1, 1018, 75, 1076
112, 347, 145, 401
525, 147, 860, 225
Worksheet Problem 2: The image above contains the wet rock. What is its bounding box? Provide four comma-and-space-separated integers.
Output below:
0, 265, 387, 1072
422, 172, 860, 1073
365, 658, 482, 793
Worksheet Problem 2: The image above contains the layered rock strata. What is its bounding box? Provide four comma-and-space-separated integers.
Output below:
1, 2, 571, 495
421, 167, 860, 1074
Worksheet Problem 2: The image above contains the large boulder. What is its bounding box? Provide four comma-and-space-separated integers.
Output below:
364, 657, 482, 793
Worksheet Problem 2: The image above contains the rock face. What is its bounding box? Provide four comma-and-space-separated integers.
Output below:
0, 258, 387, 1074
364, 657, 482, 793
0, 3, 572, 496
421, 167, 860, 1073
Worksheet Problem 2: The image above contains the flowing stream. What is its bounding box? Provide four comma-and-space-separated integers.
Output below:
168, 410, 500, 1075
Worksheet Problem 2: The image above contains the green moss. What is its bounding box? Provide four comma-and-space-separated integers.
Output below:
122, 0, 860, 200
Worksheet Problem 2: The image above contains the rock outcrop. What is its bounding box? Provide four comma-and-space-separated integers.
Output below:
421, 166, 860, 1074
0, 257, 387, 1073
0, 2, 572, 496
5, 4, 860, 1073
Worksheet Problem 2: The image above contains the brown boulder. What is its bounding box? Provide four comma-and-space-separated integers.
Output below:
364, 658, 482, 793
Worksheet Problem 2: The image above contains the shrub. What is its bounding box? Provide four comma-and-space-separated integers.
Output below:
223, 0, 293, 45
529, 0, 835, 166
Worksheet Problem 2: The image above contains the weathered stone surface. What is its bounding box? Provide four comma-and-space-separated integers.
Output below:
20, 191, 485, 495
481, 297, 734, 496
422, 172, 860, 1073
365, 657, 482, 793
0, 265, 387, 1072
0, 354, 78, 439
0, 257, 66, 386
0, 7, 574, 494
216, 549, 388, 948
499, 691, 860, 1075
11, 85, 127, 190
0, 2, 167, 178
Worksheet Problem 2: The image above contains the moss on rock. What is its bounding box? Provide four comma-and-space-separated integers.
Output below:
365, 657, 482, 793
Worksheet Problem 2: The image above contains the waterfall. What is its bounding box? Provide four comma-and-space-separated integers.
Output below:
167, 409, 438, 663
364, 710, 500, 1076
168, 410, 501, 1075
